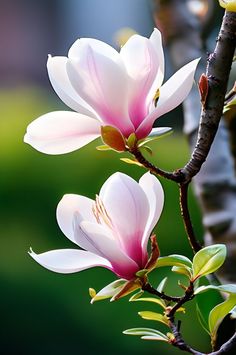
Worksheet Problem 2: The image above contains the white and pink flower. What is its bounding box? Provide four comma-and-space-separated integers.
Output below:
29, 172, 164, 281
24, 28, 199, 154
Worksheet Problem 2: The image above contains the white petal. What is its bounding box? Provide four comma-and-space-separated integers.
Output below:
47, 56, 97, 118
99, 172, 150, 266
66, 43, 134, 136
136, 58, 200, 138
24, 111, 101, 154
78, 221, 139, 279
29, 248, 111, 274
56, 194, 96, 245
120, 34, 159, 128
69, 38, 120, 63
147, 28, 165, 101
139, 173, 164, 252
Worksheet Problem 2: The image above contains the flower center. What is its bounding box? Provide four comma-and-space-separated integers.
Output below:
92, 195, 114, 229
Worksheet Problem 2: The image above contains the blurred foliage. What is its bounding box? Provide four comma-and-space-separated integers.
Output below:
1, 88, 209, 354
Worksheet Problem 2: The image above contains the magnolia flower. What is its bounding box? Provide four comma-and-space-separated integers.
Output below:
30, 172, 163, 284
24, 28, 199, 154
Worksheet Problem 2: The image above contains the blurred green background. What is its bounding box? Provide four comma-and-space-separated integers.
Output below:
1, 88, 210, 355
0, 0, 220, 354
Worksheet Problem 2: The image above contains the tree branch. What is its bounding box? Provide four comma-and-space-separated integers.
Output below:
180, 11, 236, 183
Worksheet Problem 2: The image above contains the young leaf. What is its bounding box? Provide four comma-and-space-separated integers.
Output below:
129, 296, 166, 309
156, 277, 168, 293
123, 328, 168, 342
192, 244, 226, 281
127, 133, 137, 149
156, 254, 192, 269
129, 290, 144, 301
101, 125, 126, 152
120, 158, 143, 167
96, 144, 113, 151
195, 284, 236, 296
171, 265, 192, 279
138, 311, 169, 326
90, 279, 126, 303
209, 295, 236, 342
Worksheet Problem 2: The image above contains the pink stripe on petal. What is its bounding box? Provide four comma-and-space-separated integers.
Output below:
66, 44, 134, 137
136, 58, 200, 139
47, 56, 97, 118
99, 172, 150, 267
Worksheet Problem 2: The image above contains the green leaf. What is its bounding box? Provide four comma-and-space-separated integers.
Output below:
123, 328, 168, 342
192, 244, 226, 281
171, 266, 192, 279
156, 277, 168, 293
138, 311, 169, 326
127, 133, 137, 149
195, 284, 236, 295
120, 158, 143, 167
96, 144, 113, 151
129, 296, 166, 309
139, 145, 153, 156
209, 294, 236, 342
135, 269, 148, 277
90, 279, 126, 303
156, 254, 192, 269
129, 290, 144, 300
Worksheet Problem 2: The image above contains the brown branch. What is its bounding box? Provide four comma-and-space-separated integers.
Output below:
142, 281, 181, 302
179, 182, 202, 252
180, 11, 236, 183
129, 146, 182, 182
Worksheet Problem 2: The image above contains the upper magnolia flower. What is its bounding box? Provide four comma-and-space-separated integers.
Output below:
29, 172, 164, 281
24, 28, 199, 154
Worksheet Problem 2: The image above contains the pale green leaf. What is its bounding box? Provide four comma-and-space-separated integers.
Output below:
123, 327, 168, 342
130, 296, 166, 309
120, 158, 143, 167
139, 145, 153, 156
156, 277, 168, 293
127, 133, 137, 148
96, 144, 112, 151
171, 265, 192, 279
156, 254, 192, 269
192, 244, 226, 280
129, 290, 144, 301
90, 279, 126, 303
209, 295, 236, 342
138, 311, 169, 326
195, 284, 236, 295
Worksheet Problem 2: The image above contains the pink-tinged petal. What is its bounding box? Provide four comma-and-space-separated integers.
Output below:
68, 38, 120, 63
147, 28, 165, 102
29, 248, 112, 274
136, 58, 200, 139
66, 44, 134, 137
99, 172, 150, 267
139, 173, 164, 261
120, 34, 159, 128
79, 221, 139, 280
56, 194, 96, 245
47, 56, 97, 118
24, 111, 101, 154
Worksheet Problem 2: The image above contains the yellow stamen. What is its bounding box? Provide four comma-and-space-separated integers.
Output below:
92, 195, 113, 229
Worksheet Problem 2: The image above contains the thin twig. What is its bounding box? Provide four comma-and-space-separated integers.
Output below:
142, 282, 181, 302
179, 182, 202, 252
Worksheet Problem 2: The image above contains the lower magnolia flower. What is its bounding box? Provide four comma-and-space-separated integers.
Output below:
24, 28, 199, 154
30, 172, 163, 298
